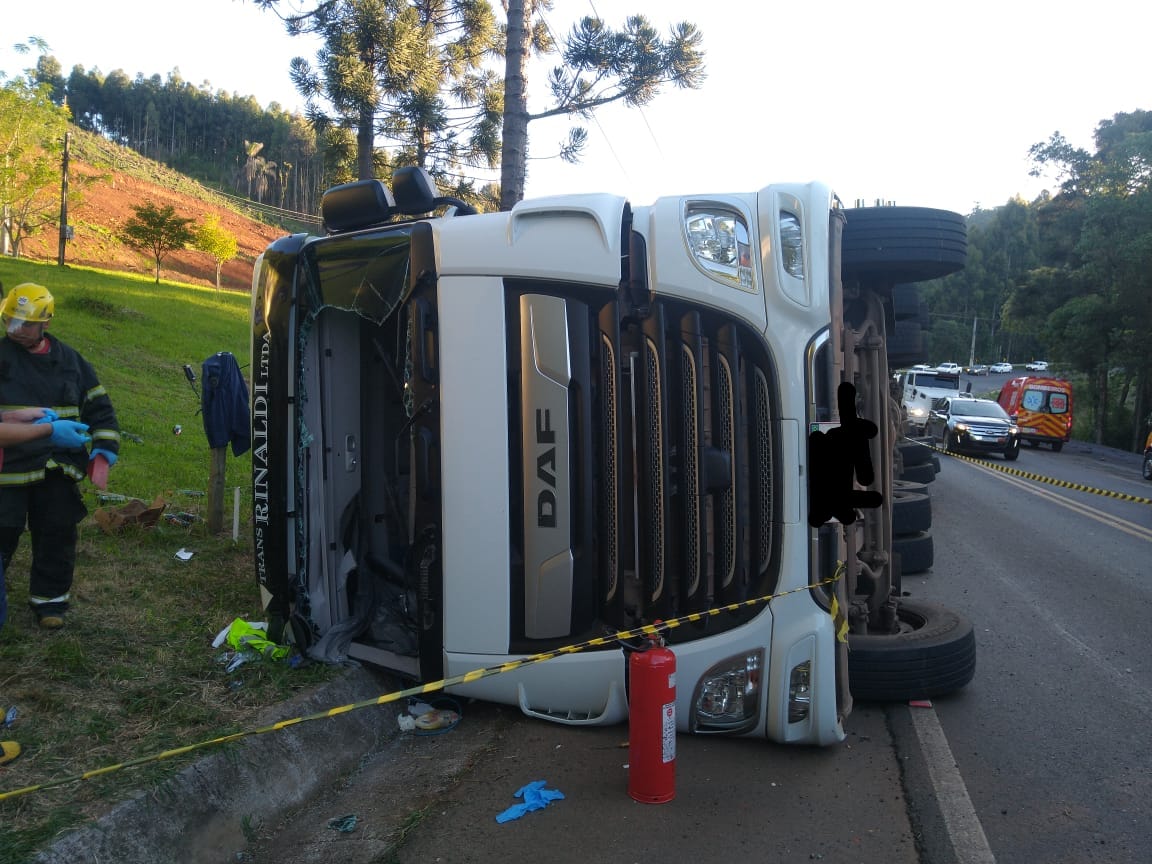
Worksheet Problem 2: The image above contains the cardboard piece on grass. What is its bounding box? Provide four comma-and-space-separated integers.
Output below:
94, 496, 167, 533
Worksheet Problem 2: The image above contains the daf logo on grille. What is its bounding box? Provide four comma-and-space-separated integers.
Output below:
536, 408, 557, 527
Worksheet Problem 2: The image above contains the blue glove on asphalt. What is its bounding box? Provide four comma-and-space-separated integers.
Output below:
90, 447, 118, 466
495, 780, 565, 823
48, 420, 91, 449
32, 410, 59, 424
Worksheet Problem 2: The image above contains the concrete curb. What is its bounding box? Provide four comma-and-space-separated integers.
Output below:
31, 666, 404, 864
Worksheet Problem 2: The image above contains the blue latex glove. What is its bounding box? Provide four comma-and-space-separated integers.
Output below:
90, 447, 118, 466
48, 420, 91, 449
495, 780, 565, 823
31, 409, 59, 424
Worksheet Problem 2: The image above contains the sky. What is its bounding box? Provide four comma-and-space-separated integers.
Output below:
3, 0, 1150, 216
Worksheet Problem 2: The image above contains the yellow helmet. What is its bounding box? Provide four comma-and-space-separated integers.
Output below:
0, 283, 55, 323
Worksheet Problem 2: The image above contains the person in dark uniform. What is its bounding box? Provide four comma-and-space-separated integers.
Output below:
0, 283, 120, 629
0, 406, 88, 766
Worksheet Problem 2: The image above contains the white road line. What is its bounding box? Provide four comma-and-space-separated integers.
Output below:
910, 705, 997, 864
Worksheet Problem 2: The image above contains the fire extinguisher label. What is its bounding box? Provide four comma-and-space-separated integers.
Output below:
662, 702, 676, 763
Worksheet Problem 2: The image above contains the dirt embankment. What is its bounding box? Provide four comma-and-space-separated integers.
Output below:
16, 146, 292, 292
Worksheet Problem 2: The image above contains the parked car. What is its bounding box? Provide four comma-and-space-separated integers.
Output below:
927, 397, 1020, 460
912, 363, 933, 371
989, 362, 1013, 374
936, 362, 962, 374
965, 364, 989, 376
1025, 360, 1049, 371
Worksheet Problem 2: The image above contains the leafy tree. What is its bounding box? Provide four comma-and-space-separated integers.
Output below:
121, 202, 197, 283
1019, 111, 1152, 447
193, 215, 240, 291
0, 44, 71, 257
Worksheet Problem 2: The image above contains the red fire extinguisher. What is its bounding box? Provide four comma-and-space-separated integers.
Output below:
628, 634, 676, 803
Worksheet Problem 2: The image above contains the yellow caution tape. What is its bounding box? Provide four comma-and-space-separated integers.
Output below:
907, 439, 1152, 506
0, 571, 844, 803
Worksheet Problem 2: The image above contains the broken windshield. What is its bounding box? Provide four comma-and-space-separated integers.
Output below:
301, 228, 414, 323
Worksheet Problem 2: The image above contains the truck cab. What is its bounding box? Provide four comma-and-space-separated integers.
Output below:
250, 168, 974, 747
902, 369, 967, 434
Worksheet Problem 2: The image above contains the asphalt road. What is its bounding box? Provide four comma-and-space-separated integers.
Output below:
902, 439, 1152, 864
238, 699, 918, 864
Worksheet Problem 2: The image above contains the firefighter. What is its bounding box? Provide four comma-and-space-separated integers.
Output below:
0, 283, 120, 629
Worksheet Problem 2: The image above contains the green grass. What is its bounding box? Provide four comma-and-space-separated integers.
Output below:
0, 258, 338, 864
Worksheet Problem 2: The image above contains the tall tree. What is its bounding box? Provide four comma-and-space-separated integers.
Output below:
499, 0, 706, 209
257, 0, 502, 187
120, 202, 197, 284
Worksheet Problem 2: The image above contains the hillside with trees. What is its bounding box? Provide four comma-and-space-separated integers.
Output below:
9, 126, 289, 291
918, 110, 1152, 452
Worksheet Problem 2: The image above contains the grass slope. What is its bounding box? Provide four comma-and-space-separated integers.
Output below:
0, 258, 335, 864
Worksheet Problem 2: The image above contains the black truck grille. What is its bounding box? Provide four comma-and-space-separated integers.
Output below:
601, 303, 779, 630
600, 333, 619, 603
509, 290, 780, 647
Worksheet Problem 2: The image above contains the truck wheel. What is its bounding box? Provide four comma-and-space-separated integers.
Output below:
887, 320, 926, 366
1143, 454, 1152, 481
894, 531, 933, 573
848, 600, 976, 702
900, 462, 936, 484
896, 439, 934, 467
1051, 441, 1063, 453
892, 489, 931, 535
891, 284, 921, 319
893, 478, 930, 497
841, 207, 968, 282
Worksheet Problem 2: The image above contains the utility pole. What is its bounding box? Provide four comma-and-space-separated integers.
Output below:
57, 131, 70, 266
968, 315, 977, 367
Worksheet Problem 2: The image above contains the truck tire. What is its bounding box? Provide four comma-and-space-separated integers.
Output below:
896, 439, 934, 467
1143, 453, 1152, 481
887, 320, 926, 367
842, 206, 968, 282
892, 478, 930, 497
900, 462, 936, 484
848, 600, 976, 702
892, 489, 931, 535
894, 530, 933, 573
891, 284, 921, 320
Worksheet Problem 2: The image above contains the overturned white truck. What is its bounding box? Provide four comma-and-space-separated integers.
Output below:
249, 168, 973, 745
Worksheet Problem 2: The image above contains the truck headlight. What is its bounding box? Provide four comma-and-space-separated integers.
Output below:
692, 650, 762, 733
788, 661, 812, 723
908, 407, 926, 418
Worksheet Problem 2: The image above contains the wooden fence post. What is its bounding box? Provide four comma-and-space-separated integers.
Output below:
207, 446, 227, 533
